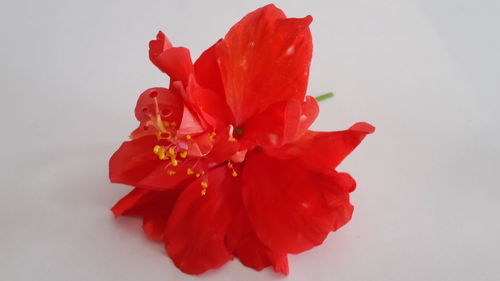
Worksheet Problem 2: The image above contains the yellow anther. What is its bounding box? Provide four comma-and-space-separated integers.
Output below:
171, 121, 177, 127
164, 121, 170, 127
186, 135, 192, 140
228, 161, 237, 176
153, 145, 168, 160
209, 131, 216, 142
155, 131, 162, 140
171, 159, 178, 166
167, 170, 176, 175
158, 151, 166, 160
168, 147, 176, 156
201, 181, 208, 188
195, 173, 201, 178
201, 188, 207, 196
179, 151, 188, 158
187, 168, 194, 175
153, 145, 161, 154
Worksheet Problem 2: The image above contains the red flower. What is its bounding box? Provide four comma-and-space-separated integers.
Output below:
109, 4, 374, 275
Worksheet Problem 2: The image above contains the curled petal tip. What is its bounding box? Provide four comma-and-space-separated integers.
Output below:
304, 15, 313, 24
350, 122, 375, 134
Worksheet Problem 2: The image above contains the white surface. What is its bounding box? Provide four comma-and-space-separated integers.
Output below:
1, 0, 499, 280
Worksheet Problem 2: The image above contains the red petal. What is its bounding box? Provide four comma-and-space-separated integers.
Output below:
168, 79, 210, 130
142, 216, 168, 241
109, 136, 194, 190
149, 33, 234, 129
131, 88, 184, 139
266, 122, 375, 170
112, 187, 182, 241
134, 88, 182, 124
164, 167, 239, 274
149, 31, 172, 57
192, 42, 235, 128
216, 4, 313, 125
207, 125, 246, 163
241, 96, 318, 149
194, 41, 225, 96
176, 105, 205, 135
111, 187, 181, 217
185, 76, 234, 129
242, 151, 356, 254
227, 208, 289, 274
111, 188, 148, 217
109, 136, 159, 186
149, 31, 194, 87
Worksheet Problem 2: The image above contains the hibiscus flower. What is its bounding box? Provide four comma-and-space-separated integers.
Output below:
109, 4, 374, 275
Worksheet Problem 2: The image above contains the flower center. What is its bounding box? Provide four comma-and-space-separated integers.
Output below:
152, 140, 239, 196
151, 135, 211, 195
141, 91, 242, 196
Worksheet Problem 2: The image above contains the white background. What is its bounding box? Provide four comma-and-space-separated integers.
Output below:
1, 0, 499, 280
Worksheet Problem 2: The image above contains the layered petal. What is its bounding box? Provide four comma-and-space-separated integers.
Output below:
109, 136, 195, 190
266, 122, 375, 170
149, 31, 193, 87
216, 4, 313, 125
242, 151, 356, 254
192, 42, 235, 128
207, 125, 246, 163
150, 33, 234, 130
109, 4, 375, 276
130, 87, 183, 139
112, 187, 182, 241
241, 96, 318, 149
112, 187, 181, 217
164, 166, 241, 274
185, 76, 234, 129
226, 208, 289, 274
142, 216, 168, 241
194, 42, 225, 97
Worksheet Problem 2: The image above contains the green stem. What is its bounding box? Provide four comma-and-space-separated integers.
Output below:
314, 92, 335, 102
